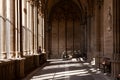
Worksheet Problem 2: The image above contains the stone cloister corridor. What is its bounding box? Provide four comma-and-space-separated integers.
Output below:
0, 0, 120, 80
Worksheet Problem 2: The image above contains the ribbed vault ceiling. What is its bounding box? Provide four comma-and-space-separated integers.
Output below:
46, 0, 94, 15
43, 0, 94, 24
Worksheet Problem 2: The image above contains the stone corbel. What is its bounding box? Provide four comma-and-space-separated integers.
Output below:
97, 0, 104, 9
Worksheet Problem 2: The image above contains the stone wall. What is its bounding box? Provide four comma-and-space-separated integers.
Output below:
86, 0, 114, 67
0, 54, 47, 80
51, 19, 83, 59
103, 0, 113, 58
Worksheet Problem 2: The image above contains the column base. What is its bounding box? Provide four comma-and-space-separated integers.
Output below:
34, 54, 40, 67
111, 60, 120, 78
15, 58, 25, 79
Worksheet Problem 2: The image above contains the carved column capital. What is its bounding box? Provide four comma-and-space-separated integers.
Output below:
96, 0, 104, 9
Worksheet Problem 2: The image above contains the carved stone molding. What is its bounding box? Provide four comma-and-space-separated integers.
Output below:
96, 0, 104, 9
107, 7, 112, 32
27, 0, 44, 15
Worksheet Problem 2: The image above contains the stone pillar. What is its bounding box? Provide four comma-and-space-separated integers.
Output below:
42, 17, 46, 53
6, 0, 11, 58
0, 0, 6, 59
34, 5, 38, 54
94, 0, 104, 67
15, 0, 19, 58
15, 0, 23, 58
18, 0, 23, 57
38, 14, 43, 51
0, 0, 2, 59
0, 0, 2, 58
33, 5, 39, 65
30, 5, 34, 54
10, 0, 15, 58
15, 58, 25, 78
22, 0, 27, 55
111, 0, 120, 77
27, 2, 30, 55
6, 0, 15, 58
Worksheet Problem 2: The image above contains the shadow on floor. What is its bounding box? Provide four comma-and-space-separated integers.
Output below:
24, 59, 114, 80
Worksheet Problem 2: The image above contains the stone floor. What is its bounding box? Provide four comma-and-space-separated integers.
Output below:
23, 59, 114, 80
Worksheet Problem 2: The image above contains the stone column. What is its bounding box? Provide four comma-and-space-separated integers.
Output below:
94, 0, 103, 67
42, 17, 45, 53
34, 5, 38, 54
14, 1, 25, 78
10, 0, 15, 58
30, 5, 34, 54
22, 0, 27, 55
6, 0, 11, 58
111, 0, 120, 77
15, 0, 18, 58
38, 14, 43, 51
0, 0, 2, 59
6, 0, 15, 58
18, 0, 23, 57
0, 0, 6, 59
27, 2, 30, 55
0, 0, 2, 58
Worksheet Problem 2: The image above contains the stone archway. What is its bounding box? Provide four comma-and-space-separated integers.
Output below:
47, 0, 85, 59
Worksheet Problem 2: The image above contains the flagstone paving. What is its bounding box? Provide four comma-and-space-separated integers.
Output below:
23, 59, 114, 80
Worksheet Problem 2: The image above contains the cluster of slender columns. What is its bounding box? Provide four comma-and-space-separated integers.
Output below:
0, 0, 6, 59
111, 0, 120, 77
0, 0, 45, 59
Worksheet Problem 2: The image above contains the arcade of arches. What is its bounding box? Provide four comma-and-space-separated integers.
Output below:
0, 0, 120, 80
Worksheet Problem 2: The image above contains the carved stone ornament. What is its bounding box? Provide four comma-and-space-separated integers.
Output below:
107, 7, 112, 32
27, 0, 41, 6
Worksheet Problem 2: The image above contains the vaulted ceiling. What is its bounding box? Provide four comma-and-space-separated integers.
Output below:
45, 0, 95, 16
41, 0, 95, 24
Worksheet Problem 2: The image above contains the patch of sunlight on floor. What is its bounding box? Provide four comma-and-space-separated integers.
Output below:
63, 63, 83, 67
33, 73, 54, 78
54, 76, 69, 80
89, 68, 97, 72
31, 73, 54, 80
54, 73, 91, 80
30, 59, 103, 80
47, 59, 62, 62
31, 69, 89, 80
43, 65, 59, 70
83, 63, 90, 65
43, 63, 83, 70
55, 69, 88, 75
49, 59, 74, 64
55, 69, 89, 77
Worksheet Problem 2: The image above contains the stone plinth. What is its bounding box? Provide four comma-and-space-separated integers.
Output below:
39, 53, 47, 65
14, 58, 25, 79
34, 54, 40, 67
111, 60, 120, 78
0, 59, 15, 80
24, 55, 36, 75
